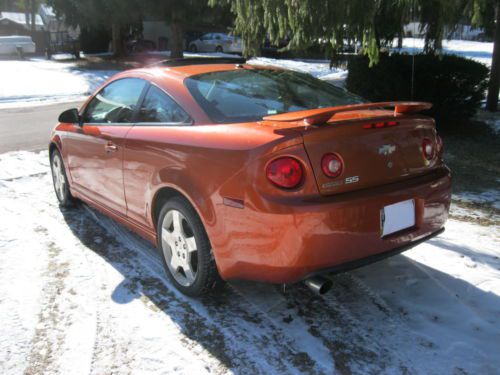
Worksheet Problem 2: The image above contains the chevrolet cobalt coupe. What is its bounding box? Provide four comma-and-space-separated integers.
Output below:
50, 58, 451, 296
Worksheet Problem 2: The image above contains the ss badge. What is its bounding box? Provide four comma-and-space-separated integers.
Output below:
345, 176, 359, 184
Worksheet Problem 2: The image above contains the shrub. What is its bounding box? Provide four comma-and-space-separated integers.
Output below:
346, 53, 489, 123
80, 27, 111, 54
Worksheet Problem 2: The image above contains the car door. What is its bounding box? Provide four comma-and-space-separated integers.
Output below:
65, 77, 148, 215
213, 34, 223, 51
123, 84, 192, 227
199, 33, 212, 52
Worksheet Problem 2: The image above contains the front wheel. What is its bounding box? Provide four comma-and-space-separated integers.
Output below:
215, 46, 223, 53
157, 196, 221, 296
189, 44, 198, 53
50, 149, 75, 207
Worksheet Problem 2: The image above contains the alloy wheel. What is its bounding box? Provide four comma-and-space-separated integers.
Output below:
51, 153, 66, 202
161, 209, 198, 287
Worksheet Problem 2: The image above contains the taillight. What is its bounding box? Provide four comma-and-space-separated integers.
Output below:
321, 153, 343, 178
363, 121, 399, 129
266, 157, 303, 189
422, 138, 435, 160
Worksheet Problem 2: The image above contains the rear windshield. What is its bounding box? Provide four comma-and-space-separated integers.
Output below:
185, 68, 364, 123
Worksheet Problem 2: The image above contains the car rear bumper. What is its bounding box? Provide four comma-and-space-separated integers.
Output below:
214, 167, 452, 283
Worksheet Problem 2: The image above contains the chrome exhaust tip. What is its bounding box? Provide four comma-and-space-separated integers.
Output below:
304, 276, 333, 295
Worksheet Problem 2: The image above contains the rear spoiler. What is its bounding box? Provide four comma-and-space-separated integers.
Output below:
262, 102, 432, 126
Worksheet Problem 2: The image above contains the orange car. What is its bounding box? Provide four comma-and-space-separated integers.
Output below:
49, 58, 451, 296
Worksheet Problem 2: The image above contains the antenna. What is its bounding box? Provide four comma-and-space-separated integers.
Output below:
410, 0, 416, 100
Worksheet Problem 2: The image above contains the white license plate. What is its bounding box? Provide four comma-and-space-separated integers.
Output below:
381, 199, 415, 237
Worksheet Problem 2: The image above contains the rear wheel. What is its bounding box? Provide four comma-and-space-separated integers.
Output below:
215, 45, 223, 53
189, 44, 198, 53
157, 196, 221, 296
50, 149, 75, 207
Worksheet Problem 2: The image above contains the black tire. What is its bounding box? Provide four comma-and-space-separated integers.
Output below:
189, 44, 198, 53
157, 196, 221, 297
50, 149, 75, 207
215, 45, 223, 53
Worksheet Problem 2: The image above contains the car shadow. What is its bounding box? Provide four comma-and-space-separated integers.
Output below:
59, 202, 500, 374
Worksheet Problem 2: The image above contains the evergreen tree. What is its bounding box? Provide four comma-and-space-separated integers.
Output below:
213, 0, 498, 111
17, 0, 41, 38
142, 0, 232, 58
48, 0, 142, 56
48, 0, 231, 58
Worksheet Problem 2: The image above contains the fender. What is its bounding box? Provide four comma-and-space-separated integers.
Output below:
149, 166, 217, 230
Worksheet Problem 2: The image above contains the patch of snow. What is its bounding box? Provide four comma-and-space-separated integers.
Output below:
0, 150, 49, 180
394, 38, 493, 67
474, 109, 500, 134
1, 150, 499, 374
453, 189, 500, 211
0, 59, 117, 109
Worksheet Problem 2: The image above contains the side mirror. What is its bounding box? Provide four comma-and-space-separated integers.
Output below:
58, 108, 80, 124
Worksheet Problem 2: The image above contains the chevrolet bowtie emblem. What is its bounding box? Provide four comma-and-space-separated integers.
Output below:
378, 144, 396, 155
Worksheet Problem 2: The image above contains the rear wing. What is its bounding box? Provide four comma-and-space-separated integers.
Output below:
262, 102, 432, 126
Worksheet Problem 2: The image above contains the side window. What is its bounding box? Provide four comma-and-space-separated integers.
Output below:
137, 85, 191, 124
84, 78, 146, 124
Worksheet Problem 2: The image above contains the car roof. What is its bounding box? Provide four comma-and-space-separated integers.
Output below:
130, 59, 283, 80
127, 64, 268, 81
167, 64, 259, 77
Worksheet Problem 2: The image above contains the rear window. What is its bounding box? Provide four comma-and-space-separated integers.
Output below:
185, 69, 364, 123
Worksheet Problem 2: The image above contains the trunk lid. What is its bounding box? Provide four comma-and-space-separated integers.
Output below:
299, 111, 440, 195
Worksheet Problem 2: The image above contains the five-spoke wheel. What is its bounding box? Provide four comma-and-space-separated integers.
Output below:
157, 196, 221, 296
161, 209, 198, 287
50, 149, 75, 207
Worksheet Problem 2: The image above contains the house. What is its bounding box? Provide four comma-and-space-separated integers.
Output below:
0, 11, 44, 33
0, 4, 79, 55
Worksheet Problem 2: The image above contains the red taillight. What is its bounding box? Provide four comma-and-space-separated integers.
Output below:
422, 138, 435, 160
266, 157, 303, 189
321, 153, 343, 178
363, 121, 399, 129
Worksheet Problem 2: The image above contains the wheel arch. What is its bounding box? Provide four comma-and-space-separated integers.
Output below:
49, 135, 63, 158
150, 184, 215, 234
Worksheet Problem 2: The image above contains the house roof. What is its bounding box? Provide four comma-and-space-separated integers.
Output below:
0, 11, 44, 27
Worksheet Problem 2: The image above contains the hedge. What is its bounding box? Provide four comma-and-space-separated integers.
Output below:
345, 53, 489, 122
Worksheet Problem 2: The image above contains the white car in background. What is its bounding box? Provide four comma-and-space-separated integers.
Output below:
0, 35, 36, 55
188, 33, 242, 54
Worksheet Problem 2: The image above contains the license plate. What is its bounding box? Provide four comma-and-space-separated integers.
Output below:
381, 199, 415, 237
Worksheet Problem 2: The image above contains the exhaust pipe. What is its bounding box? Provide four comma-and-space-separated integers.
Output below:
304, 276, 333, 295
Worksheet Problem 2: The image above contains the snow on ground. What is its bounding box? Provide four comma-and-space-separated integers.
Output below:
0, 59, 116, 108
395, 38, 494, 67
0, 150, 499, 375
453, 189, 500, 211
474, 109, 500, 135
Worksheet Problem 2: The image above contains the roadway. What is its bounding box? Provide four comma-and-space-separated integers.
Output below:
0, 102, 82, 153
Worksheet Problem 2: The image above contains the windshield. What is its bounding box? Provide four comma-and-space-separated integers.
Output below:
185, 68, 365, 123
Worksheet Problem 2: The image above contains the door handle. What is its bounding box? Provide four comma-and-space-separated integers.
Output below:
105, 142, 118, 153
